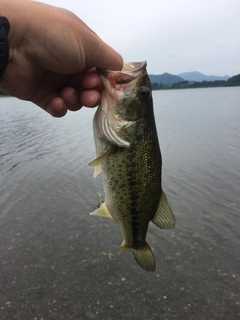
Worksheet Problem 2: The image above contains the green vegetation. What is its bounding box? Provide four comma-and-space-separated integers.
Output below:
77, 251, 115, 274
227, 73, 240, 86
152, 73, 240, 90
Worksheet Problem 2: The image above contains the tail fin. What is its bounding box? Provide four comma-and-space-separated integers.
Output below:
120, 242, 156, 272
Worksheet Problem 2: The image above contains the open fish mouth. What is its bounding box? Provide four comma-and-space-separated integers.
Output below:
121, 61, 147, 73
98, 61, 147, 87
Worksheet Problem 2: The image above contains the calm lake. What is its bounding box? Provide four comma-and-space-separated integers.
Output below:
0, 87, 240, 320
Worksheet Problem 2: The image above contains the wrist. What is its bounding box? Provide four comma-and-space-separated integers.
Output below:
0, 0, 32, 92
0, 16, 10, 82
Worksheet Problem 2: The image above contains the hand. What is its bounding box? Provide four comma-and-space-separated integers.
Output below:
0, 0, 123, 117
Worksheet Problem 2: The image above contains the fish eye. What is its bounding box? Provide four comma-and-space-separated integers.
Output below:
139, 87, 151, 99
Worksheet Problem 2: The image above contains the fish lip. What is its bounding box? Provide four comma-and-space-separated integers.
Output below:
98, 61, 147, 87
121, 61, 147, 74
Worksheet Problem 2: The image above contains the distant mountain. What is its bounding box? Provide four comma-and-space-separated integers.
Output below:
149, 73, 184, 85
151, 73, 240, 90
178, 71, 230, 82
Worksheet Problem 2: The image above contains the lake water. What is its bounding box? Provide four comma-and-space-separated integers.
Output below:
0, 87, 239, 320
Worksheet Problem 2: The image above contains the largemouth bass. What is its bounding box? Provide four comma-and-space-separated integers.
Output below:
89, 61, 175, 272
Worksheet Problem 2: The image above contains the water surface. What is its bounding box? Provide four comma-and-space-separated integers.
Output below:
0, 87, 240, 320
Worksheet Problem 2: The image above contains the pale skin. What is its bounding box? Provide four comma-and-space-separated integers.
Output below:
0, 0, 123, 117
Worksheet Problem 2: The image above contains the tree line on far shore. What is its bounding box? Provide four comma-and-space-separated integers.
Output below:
151, 73, 240, 90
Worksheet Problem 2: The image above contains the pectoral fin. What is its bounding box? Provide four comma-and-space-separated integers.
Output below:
152, 190, 175, 229
89, 146, 118, 167
90, 202, 113, 219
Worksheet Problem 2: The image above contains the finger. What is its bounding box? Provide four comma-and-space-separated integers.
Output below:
60, 87, 83, 112
95, 44, 123, 71
81, 71, 103, 90
80, 89, 101, 108
46, 97, 68, 117
85, 34, 123, 71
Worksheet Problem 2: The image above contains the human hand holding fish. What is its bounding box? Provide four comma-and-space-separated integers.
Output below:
0, 0, 123, 116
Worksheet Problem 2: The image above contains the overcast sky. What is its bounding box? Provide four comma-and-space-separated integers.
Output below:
41, 0, 239, 76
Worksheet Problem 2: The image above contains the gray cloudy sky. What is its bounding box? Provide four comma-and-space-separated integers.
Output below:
42, 0, 240, 76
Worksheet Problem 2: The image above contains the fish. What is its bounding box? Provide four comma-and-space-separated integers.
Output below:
89, 61, 175, 272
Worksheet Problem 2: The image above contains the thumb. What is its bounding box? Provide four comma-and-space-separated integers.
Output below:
85, 34, 123, 71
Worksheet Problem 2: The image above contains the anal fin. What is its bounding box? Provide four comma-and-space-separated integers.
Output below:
90, 202, 113, 219
152, 190, 175, 229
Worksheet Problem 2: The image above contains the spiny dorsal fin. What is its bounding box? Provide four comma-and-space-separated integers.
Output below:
89, 145, 118, 167
90, 202, 113, 219
120, 242, 156, 272
152, 190, 175, 229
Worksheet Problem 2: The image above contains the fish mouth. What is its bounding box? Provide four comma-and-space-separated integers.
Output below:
98, 61, 147, 87
121, 61, 147, 74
